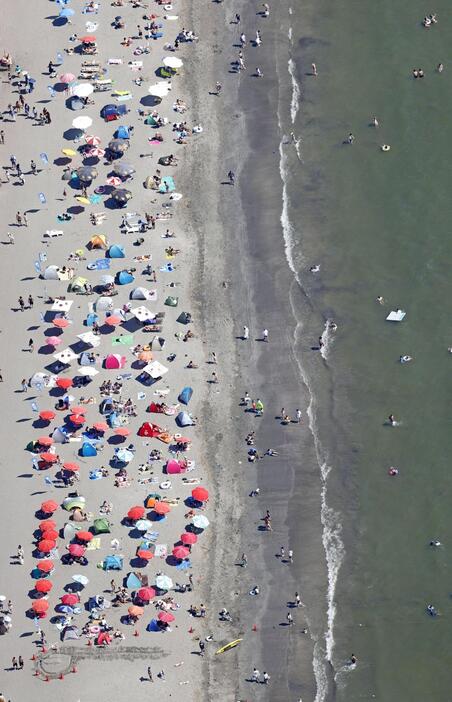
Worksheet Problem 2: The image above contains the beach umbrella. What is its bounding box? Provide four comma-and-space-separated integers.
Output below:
137, 549, 153, 560
72, 574, 89, 586
155, 575, 173, 591
137, 587, 155, 601
53, 318, 70, 329
72, 115, 93, 131
85, 134, 101, 146
32, 600, 49, 614
62, 148, 77, 158
192, 487, 209, 502
38, 539, 56, 553
56, 377, 73, 389
37, 436, 53, 447
71, 406, 86, 415
93, 422, 108, 432
59, 7, 75, 18
116, 448, 134, 463
81, 35, 96, 43
61, 593, 79, 606
158, 611, 175, 623
68, 544, 85, 557
114, 427, 130, 437
63, 462, 80, 472
128, 605, 144, 616
192, 515, 209, 529
87, 146, 105, 158
172, 546, 189, 560
37, 560, 54, 573
135, 519, 153, 532
69, 414, 85, 425
106, 176, 121, 186
39, 520, 57, 531
73, 83, 94, 98
112, 188, 132, 204
108, 139, 129, 154
138, 350, 153, 362
39, 410, 55, 422
148, 82, 170, 98
46, 336, 62, 347
40, 452, 58, 463
41, 529, 58, 541
105, 315, 122, 326
113, 161, 135, 178
153, 502, 170, 516
60, 72, 76, 84
63, 496, 85, 511
127, 506, 145, 521
77, 165, 98, 183
162, 56, 183, 69
181, 532, 197, 545
76, 531, 93, 542
35, 579, 53, 594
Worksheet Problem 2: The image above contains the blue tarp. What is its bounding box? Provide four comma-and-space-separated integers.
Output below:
178, 386, 193, 405
87, 259, 110, 271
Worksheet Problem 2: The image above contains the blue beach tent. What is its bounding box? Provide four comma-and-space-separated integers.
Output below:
178, 386, 193, 405
107, 244, 125, 258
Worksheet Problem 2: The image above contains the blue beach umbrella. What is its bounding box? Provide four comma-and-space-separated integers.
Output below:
59, 7, 75, 18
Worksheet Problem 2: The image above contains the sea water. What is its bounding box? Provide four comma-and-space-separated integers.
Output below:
277, 0, 452, 699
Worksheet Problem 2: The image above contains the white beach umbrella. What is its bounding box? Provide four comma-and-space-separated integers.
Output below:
155, 575, 173, 591
135, 519, 153, 532
73, 83, 94, 98
78, 367, 99, 377
148, 82, 170, 98
72, 574, 89, 586
163, 56, 183, 69
192, 515, 209, 529
72, 115, 93, 131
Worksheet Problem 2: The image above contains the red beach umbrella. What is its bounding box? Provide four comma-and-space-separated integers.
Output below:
61, 593, 79, 606
153, 502, 170, 516
39, 410, 55, 422
40, 452, 58, 463
137, 549, 154, 561
81, 35, 96, 42
172, 546, 189, 560
63, 462, 80, 473
128, 605, 144, 616
180, 532, 197, 545
71, 406, 87, 415
37, 437, 53, 447
53, 318, 70, 329
38, 539, 56, 553
105, 315, 121, 326
41, 500, 59, 514
114, 427, 130, 436
137, 587, 155, 602
191, 487, 209, 502
158, 611, 175, 623
76, 531, 93, 542
68, 544, 85, 557
41, 529, 58, 541
39, 520, 57, 531
32, 599, 49, 614
93, 422, 108, 432
46, 336, 62, 347
69, 414, 85, 425
35, 579, 53, 594
56, 377, 73, 389
127, 506, 145, 521
60, 72, 76, 84
37, 560, 54, 573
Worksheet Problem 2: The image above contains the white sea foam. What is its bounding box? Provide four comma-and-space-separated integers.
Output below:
288, 58, 301, 124
278, 135, 345, 702
288, 26, 293, 43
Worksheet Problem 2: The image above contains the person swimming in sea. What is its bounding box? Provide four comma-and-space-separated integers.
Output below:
388, 414, 396, 426
429, 539, 441, 547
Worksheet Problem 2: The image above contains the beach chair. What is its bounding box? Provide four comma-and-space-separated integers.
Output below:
45, 229, 64, 238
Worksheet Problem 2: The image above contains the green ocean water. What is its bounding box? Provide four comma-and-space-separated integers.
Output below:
285, 1, 452, 699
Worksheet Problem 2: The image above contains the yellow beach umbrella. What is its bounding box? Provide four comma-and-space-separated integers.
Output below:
62, 148, 77, 157
76, 196, 90, 204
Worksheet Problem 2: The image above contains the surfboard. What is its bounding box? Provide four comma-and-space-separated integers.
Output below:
215, 638, 242, 655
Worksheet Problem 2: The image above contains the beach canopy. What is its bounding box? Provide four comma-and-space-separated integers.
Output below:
192, 515, 209, 529
107, 244, 125, 259
72, 115, 93, 131
73, 83, 94, 98
68, 544, 85, 557
32, 599, 49, 614
37, 560, 54, 573
166, 459, 186, 474
126, 572, 142, 589
35, 579, 53, 594
105, 353, 126, 369
178, 386, 193, 405
153, 502, 170, 516
131, 286, 154, 300
158, 610, 175, 623
148, 82, 170, 97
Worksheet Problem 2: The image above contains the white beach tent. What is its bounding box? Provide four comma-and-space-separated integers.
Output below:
131, 287, 157, 301
95, 296, 114, 312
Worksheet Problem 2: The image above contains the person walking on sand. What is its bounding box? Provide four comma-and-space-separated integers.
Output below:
12, 657, 18, 670
240, 553, 248, 568
147, 666, 154, 682
243, 325, 249, 340
18, 656, 23, 670
199, 640, 205, 656
295, 592, 305, 607
16, 545, 24, 564
262, 328, 268, 341
251, 667, 260, 682
28, 339, 34, 353
21, 378, 27, 392
296, 408, 302, 423
228, 170, 235, 184
287, 612, 294, 625
311, 62, 317, 76
18, 296, 25, 311
288, 549, 293, 564
15, 212, 22, 226
210, 351, 217, 364
0, 130, 4, 144
215, 81, 222, 96
211, 371, 219, 383
7, 232, 14, 244
263, 671, 270, 684
28, 295, 34, 308
22, 212, 28, 227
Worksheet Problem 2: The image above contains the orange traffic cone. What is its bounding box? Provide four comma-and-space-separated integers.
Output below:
188, 626, 194, 633
31, 654, 36, 661
34, 669, 40, 677
72, 665, 77, 674
134, 629, 139, 637
45, 675, 50, 682
59, 673, 64, 680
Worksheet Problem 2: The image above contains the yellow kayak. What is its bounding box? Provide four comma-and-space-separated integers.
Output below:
215, 639, 242, 655
112, 90, 130, 96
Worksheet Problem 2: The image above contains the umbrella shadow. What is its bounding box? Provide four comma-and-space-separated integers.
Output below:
140, 95, 161, 108
54, 157, 72, 167
52, 17, 69, 27
63, 127, 83, 141
38, 345, 55, 355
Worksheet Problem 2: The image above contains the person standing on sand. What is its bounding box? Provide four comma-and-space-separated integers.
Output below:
311, 62, 317, 76
262, 328, 268, 341
7, 232, 14, 244
18, 656, 24, 670
28, 339, 34, 352
147, 666, 153, 682
22, 212, 28, 227
243, 325, 249, 340
21, 379, 27, 392
15, 212, 22, 226
18, 296, 25, 311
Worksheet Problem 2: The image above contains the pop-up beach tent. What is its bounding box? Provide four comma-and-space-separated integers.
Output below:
107, 244, 125, 258
104, 353, 126, 369
178, 387, 193, 405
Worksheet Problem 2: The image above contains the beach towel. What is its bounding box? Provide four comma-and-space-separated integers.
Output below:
111, 334, 134, 346
154, 544, 167, 558
86, 537, 101, 550
159, 176, 175, 193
